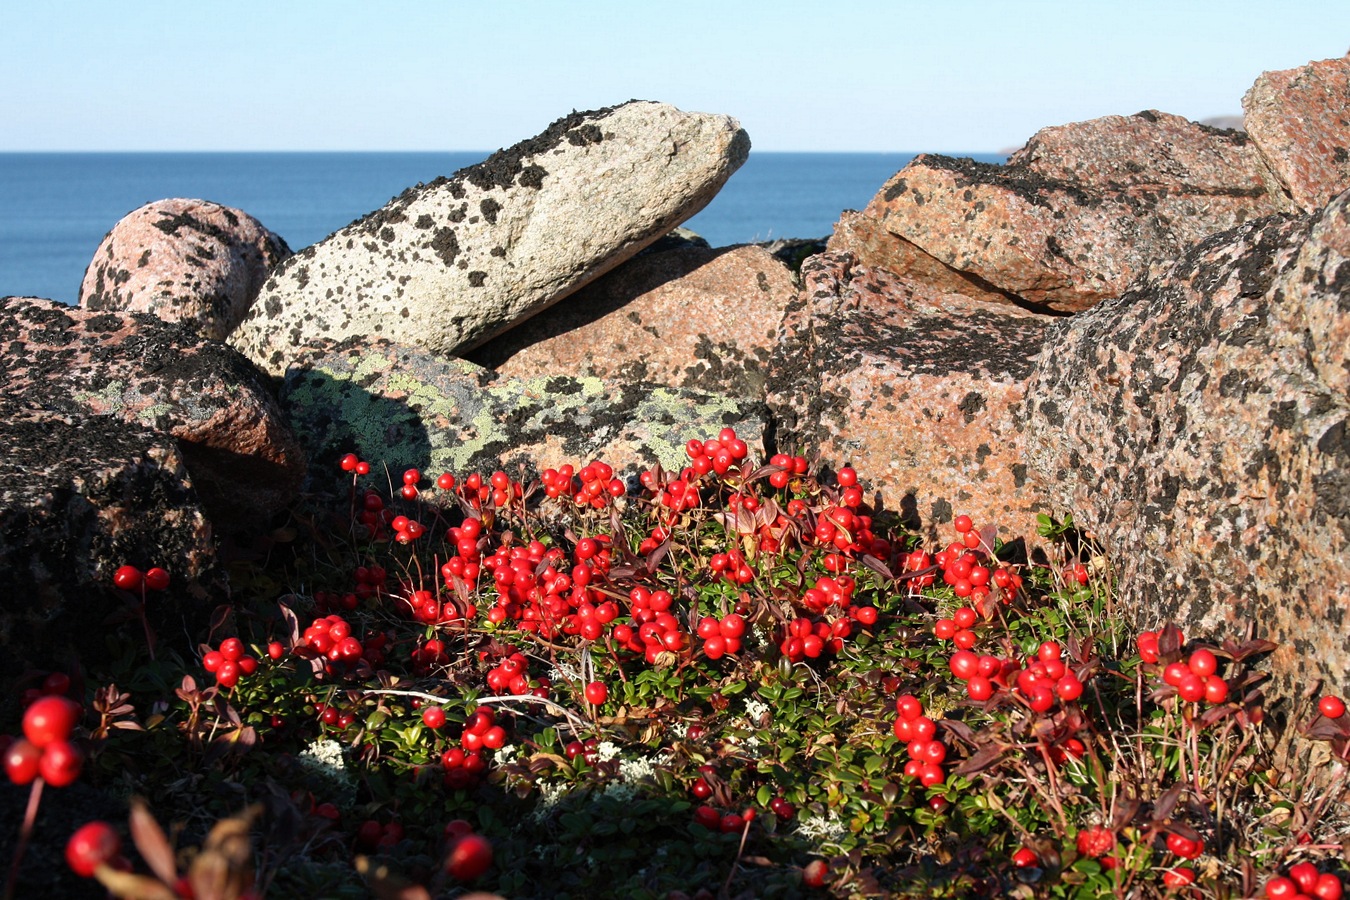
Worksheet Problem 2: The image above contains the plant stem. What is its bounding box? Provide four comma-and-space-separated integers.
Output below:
3, 778, 45, 900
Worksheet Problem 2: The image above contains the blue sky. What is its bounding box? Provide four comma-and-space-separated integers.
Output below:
3, 1, 1347, 153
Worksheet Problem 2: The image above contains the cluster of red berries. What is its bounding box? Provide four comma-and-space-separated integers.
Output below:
295, 615, 365, 669
3, 694, 84, 788
1264, 863, 1344, 900
409, 638, 450, 676
692, 803, 755, 834
201, 637, 259, 689
354, 817, 405, 853
708, 546, 755, 586
934, 604, 981, 649
1157, 644, 1231, 706
685, 430, 750, 478
564, 737, 600, 766
1165, 830, 1204, 861
440, 707, 500, 789
695, 613, 746, 660
483, 649, 547, 696
442, 517, 484, 586
810, 503, 887, 560
611, 587, 690, 664
778, 615, 853, 663
399, 586, 471, 625
765, 452, 809, 490
540, 460, 625, 508
112, 564, 170, 593
892, 694, 948, 786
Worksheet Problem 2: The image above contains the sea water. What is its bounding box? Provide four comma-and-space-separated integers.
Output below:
0, 151, 1004, 305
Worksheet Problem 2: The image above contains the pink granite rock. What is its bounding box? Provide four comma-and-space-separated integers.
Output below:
0, 396, 220, 677
1019, 190, 1350, 699
766, 252, 1054, 544
1244, 55, 1350, 212
1, 296, 305, 531
79, 198, 291, 341
467, 244, 795, 397
837, 112, 1289, 312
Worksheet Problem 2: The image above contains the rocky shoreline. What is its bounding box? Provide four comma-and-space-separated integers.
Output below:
2, 58, 1347, 703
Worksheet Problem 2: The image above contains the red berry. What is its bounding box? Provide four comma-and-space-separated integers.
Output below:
1012, 847, 1039, 868
38, 740, 84, 787
65, 821, 121, 878
339, 453, 359, 472
1076, 825, 1114, 859
836, 467, 857, 488
1265, 876, 1299, 900
1290, 862, 1321, 893
953, 515, 973, 533
949, 650, 979, 681
444, 833, 493, 881
4, 739, 41, 785
1163, 867, 1196, 888
267, 642, 285, 660
802, 859, 829, 888
23, 696, 80, 748
584, 681, 607, 706
1319, 695, 1346, 719
112, 565, 143, 591
422, 707, 446, 729
1187, 648, 1218, 677
966, 675, 993, 701
1314, 873, 1344, 900
895, 694, 923, 720
143, 567, 170, 591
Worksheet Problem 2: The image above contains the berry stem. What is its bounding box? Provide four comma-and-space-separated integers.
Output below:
3, 777, 45, 900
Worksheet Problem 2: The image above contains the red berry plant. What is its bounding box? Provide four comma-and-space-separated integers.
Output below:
10, 429, 1350, 899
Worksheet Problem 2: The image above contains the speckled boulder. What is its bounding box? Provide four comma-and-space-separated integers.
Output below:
0, 397, 219, 679
79, 198, 292, 341
766, 252, 1054, 542
1, 297, 305, 531
467, 244, 795, 398
1244, 55, 1350, 212
231, 102, 751, 377
279, 339, 768, 490
834, 112, 1290, 313
1019, 190, 1350, 699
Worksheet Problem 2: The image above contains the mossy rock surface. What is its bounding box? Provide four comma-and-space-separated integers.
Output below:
279, 338, 768, 493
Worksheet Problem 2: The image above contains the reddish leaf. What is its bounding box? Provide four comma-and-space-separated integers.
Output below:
953, 745, 1006, 776
1151, 783, 1185, 822
130, 798, 179, 885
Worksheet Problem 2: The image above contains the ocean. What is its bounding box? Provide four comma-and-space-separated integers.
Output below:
0, 151, 1005, 305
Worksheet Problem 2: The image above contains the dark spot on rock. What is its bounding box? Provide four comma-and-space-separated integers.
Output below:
490, 246, 506, 257
414, 214, 434, 229
380, 227, 395, 243
479, 198, 501, 225
883, 178, 908, 203
137, 249, 151, 268
431, 229, 460, 267
756, 272, 770, 292
957, 391, 986, 422
566, 124, 604, 146
295, 267, 309, 290
929, 497, 953, 524
467, 272, 487, 287
517, 165, 547, 190
544, 376, 582, 395
265, 296, 282, 319
1012, 463, 1027, 488
448, 205, 466, 224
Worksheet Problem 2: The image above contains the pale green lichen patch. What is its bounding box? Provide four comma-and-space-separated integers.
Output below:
279, 341, 766, 491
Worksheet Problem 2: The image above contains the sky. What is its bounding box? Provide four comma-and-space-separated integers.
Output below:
2, 1, 1348, 154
